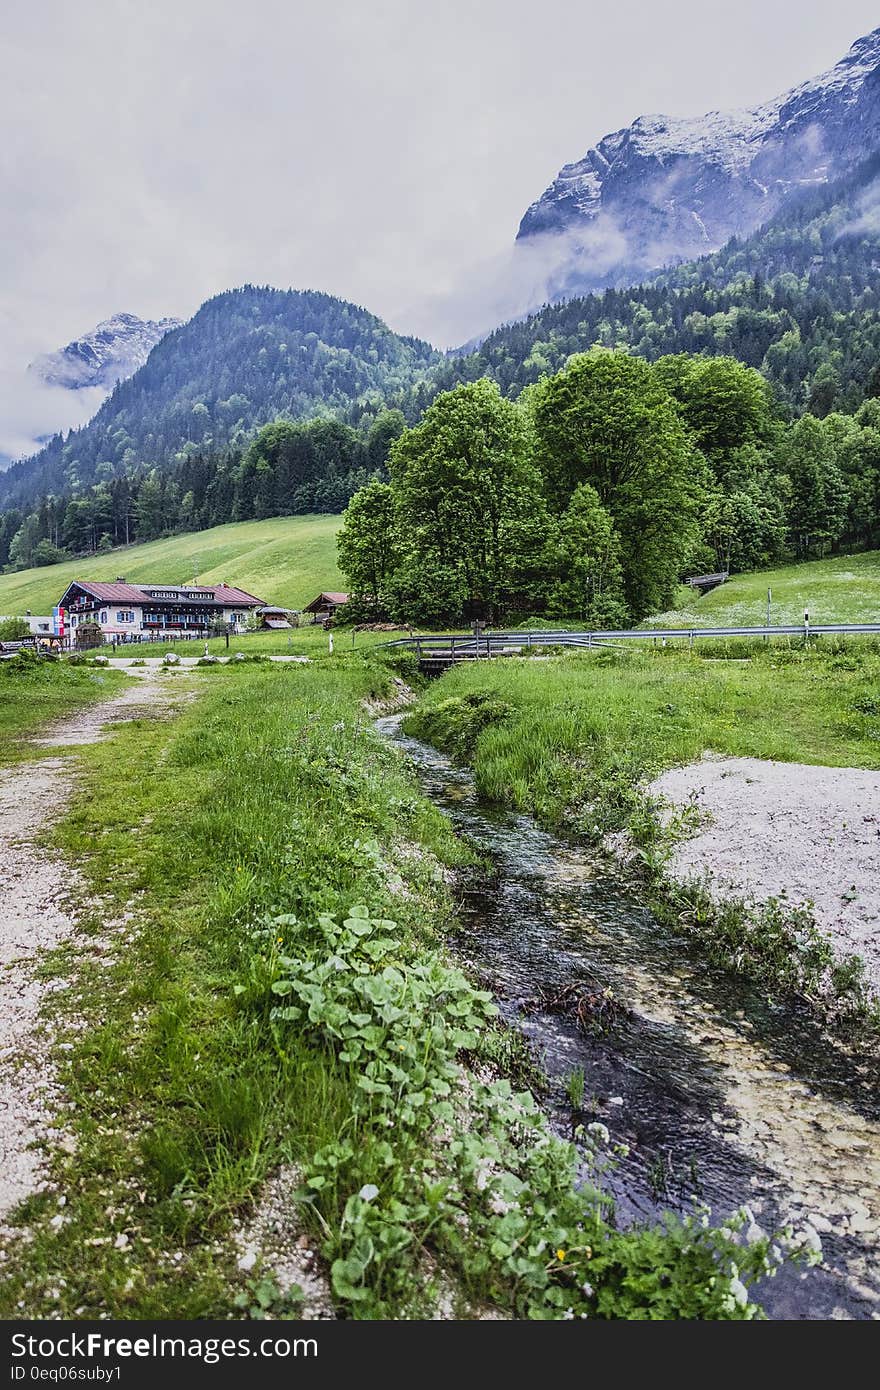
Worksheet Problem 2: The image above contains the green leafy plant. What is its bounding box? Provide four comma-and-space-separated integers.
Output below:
233, 1276, 303, 1320
255, 903, 799, 1319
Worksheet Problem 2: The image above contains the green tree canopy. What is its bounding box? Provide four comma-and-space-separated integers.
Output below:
531, 351, 706, 616
337, 481, 400, 603
546, 484, 627, 626
653, 354, 776, 483
389, 379, 545, 620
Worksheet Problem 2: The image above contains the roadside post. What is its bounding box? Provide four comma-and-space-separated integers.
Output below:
765, 587, 771, 641
804, 608, 810, 642
328, 630, 334, 655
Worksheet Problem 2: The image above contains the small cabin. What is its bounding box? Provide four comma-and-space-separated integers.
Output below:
303, 592, 349, 625
256, 605, 300, 630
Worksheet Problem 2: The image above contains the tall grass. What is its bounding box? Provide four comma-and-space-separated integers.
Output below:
405, 643, 880, 1031
409, 642, 880, 832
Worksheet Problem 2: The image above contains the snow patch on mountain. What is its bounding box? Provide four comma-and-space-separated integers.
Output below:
516, 26, 880, 299
28, 312, 183, 392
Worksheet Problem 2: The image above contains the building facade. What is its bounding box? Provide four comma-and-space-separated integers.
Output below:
56, 581, 266, 643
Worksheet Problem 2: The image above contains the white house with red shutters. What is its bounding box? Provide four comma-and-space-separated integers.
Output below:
55, 580, 266, 642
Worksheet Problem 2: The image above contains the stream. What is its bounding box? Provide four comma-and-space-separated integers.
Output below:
376, 714, 880, 1321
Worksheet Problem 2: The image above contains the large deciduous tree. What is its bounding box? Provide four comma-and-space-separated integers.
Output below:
653, 354, 777, 484
388, 379, 546, 620
531, 351, 706, 617
546, 484, 627, 626
336, 481, 400, 605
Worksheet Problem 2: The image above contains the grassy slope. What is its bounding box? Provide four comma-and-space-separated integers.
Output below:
0, 515, 343, 616
407, 646, 880, 832
652, 552, 880, 629
6, 520, 880, 635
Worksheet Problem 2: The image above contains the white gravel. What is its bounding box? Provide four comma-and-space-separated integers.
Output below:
0, 758, 78, 1225
233, 1166, 336, 1318
650, 755, 880, 993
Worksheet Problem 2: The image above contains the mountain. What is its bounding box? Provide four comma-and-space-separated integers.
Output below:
0, 287, 439, 510
425, 153, 880, 415
516, 26, 880, 299
28, 312, 183, 391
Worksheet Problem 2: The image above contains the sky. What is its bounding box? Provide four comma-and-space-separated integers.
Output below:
1, 0, 878, 459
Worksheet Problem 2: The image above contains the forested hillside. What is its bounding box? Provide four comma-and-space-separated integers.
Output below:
2, 160, 880, 577
430, 155, 880, 415
0, 287, 438, 510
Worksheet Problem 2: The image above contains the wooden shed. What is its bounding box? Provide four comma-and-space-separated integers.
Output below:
303, 592, 349, 625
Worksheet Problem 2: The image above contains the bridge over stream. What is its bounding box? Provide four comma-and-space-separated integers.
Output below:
382, 622, 880, 674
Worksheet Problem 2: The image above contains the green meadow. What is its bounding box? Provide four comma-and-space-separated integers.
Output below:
406, 643, 880, 832
0, 514, 343, 616
652, 551, 880, 630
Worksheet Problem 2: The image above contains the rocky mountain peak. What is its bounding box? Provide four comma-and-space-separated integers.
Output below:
516, 26, 880, 299
28, 312, 183, 392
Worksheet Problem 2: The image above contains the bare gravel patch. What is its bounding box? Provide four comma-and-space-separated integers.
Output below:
233, 1166, 336, 1319
651, 755, 880, 993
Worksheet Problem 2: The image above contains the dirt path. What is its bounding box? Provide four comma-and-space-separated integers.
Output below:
0, 670, 193, 1226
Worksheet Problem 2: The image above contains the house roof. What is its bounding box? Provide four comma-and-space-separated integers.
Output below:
262, 618, 292, 629
303, 591, 349, 611
58, 580, 266, 607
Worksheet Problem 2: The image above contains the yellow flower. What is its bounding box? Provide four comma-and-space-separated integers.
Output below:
556, 1249, 566, 1261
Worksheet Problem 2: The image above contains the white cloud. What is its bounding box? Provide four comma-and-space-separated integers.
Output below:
1, 0, 877, 457
0, 371, 106, 467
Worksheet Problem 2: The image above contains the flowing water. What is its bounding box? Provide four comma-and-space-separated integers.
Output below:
376, 715, 880, 1321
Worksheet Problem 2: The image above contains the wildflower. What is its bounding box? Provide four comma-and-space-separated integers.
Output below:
728, 1276, 749, 1308
562, 1308, 575, 1320
358, 1184, 379, 1202
581, 1281, 593, 1298
556, 1248, 566, 1261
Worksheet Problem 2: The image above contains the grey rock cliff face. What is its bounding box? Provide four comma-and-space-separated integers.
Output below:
517, 27, 880, 295
28, 312, 183, 391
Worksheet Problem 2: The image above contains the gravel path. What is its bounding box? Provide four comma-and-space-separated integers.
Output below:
0, 671, 192, 1224
651, 755, 880, 993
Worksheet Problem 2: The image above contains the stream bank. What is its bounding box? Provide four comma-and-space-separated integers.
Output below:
377, 714, 880, 1321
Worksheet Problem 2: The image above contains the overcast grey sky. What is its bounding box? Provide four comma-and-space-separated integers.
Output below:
1, 0, 878, 455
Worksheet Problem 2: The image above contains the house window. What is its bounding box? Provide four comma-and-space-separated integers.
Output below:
116, 610, 134, 623
99, 611, 108, 624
